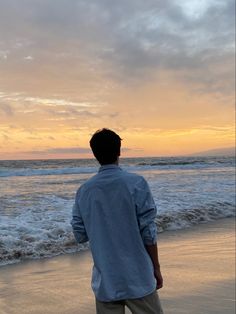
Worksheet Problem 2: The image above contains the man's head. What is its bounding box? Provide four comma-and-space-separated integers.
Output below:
90, 128, 122, 165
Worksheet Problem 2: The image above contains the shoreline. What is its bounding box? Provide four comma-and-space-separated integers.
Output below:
0, 217, 235, 314
1, 215, 235, 268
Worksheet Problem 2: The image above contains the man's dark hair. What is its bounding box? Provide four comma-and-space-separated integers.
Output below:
90, 128, 122, 165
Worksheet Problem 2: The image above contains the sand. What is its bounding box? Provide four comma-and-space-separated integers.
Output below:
0, 218, 235, 314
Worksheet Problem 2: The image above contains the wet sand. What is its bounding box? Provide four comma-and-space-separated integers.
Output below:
0, 218, 235, 314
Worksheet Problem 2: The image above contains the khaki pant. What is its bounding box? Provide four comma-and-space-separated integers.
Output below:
96, 291, 164, 314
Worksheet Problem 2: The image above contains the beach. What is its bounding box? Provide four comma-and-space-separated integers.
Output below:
0, 218, 235, 314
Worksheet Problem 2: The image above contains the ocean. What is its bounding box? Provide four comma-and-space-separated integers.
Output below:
0, 156, 235, 266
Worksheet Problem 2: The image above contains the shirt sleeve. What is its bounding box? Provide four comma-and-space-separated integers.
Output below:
134, 177, 157, 245
71, 190, 89, 244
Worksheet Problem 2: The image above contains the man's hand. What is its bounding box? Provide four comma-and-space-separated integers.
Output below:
145, 243, 163, 289
154, 268, 163, 290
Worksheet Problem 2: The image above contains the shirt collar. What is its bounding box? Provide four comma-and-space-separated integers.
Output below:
99, 164, 121, 172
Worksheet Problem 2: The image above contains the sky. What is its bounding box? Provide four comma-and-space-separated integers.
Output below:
0, 0, 235, 160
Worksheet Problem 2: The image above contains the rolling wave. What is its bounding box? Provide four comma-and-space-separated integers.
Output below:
0, 157, 234, 177
0, 201, 234, 266
0, 167, 97, 178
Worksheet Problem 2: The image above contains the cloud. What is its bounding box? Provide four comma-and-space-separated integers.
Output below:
0, 92, 105, 129
2, 134, 9, 140
48, 136, 55, 140
0, 0, 234, 94
23, 97, 100, 108
47, 147, 91, 154
0, 50, 9, 60
28, 147, 91, 155
0, 102, 14, 116
0, 0, 234, 158
23, 55, 34, 61
122, 147, 143, 152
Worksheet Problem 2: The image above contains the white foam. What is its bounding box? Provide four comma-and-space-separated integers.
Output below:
0, 167, 97, 178
0, 198, 89, 265
0, 198, 234, 266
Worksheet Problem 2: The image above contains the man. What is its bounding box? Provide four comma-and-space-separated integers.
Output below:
71, 128, 163, 314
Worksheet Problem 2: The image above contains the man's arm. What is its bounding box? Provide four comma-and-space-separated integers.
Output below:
71, 191, 88, 243
135, 177, 163, 289
145, 243, 163, 290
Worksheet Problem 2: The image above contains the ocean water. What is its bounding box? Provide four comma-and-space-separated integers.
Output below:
0, 156, 235, 266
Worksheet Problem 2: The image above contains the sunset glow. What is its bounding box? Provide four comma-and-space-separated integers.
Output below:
0, 0, 235, 160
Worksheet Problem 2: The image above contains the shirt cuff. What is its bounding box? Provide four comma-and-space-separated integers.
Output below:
141, 222, 157, 245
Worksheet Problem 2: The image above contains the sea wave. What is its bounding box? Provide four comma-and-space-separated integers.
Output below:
0, 167, 97, 178
0, 201, 234, 266
136, 159, 235, 167
156, 201, 235, 232
0, 161, 234, 178
138, 160, 202, 166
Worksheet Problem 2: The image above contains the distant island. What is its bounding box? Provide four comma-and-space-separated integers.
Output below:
191, 147, 235, 157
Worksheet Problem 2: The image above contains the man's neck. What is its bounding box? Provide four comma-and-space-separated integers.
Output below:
100, 159, 119, 166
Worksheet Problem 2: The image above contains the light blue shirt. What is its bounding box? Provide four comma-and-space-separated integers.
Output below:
71, 164, 157, 302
